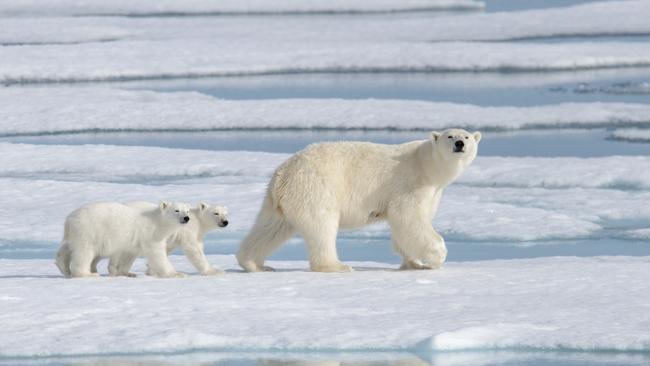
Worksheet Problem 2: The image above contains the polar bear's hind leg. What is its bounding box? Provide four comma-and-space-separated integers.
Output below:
237, 197, 295, 272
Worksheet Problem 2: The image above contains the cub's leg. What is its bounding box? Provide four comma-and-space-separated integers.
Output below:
108, 253, 138, 277
182, 241, 223, 275
145, 242, 186, 278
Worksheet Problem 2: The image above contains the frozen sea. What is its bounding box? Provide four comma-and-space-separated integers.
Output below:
1, 0, 649, 365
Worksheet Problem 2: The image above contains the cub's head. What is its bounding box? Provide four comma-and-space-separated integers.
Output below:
160, 201, 191, 225
197, 202, 229, 228
431, 128, 481, 163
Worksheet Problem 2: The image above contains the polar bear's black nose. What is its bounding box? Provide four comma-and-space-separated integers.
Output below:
183, 216, 190, 222
455, 140, 464, 149
222, 220, 229, 227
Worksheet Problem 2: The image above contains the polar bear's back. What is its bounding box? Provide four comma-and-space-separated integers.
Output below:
63, 202, 141, 253
269, 140, 423, 227
276, 140, 412, 179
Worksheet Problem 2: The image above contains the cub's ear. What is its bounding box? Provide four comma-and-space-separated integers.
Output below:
473, 131, 482, 143
159, 201, 169, 211
431, 131, 441, 141
198, 202, 208, 211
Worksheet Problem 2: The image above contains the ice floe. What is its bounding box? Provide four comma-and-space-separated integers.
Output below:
2, 1, 649, 45
4, 40, 650, 83
0, 255, 648, 358
417, 0, 650, 41
0, 0, 484, 17
1, 88, 650, 134
610, 128, 650, 142
0, 18, 129, 45
0, 143, 648, 244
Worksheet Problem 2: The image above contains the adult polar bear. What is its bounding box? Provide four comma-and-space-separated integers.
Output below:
237, 128, 481, 272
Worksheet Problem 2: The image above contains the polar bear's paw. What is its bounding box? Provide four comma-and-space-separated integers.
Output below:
201, 268, 225, 276
311, 262, 353, 273
400, 260, 434, 270
239, 260, 274, 272
148, 271, 187, 278
71, 272, 100, 278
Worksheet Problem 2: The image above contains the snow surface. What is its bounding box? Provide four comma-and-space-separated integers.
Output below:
1, 1, 649, 82
623, 228, 650, 239
611, 128, 650, 142
0, 255, 648, 358
0, 0, 484, 16
0, 143, 648, 244
2, 2, 649, 46
1, 88, 650, 135
0, 18, 129, 45
416, 0, 650, 41
4, 40, 650, 84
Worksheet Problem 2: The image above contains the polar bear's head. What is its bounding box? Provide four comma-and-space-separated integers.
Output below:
197, 202, 229, 228
431, 128, 481, 164
160, 201, 192, 225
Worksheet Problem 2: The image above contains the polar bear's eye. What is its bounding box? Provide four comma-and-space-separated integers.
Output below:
214, 213, 219, 216
447, 136, 453, 139
175, 210, 179, 213
465, 136, 469, 139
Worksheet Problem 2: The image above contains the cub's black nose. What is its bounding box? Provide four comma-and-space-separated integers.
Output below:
183, 216, 190, 222
455, 140, 464, 149
222, 220, 229, 227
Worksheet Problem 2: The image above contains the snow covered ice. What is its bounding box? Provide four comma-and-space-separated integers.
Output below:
0, 143, 648, 248
2, 88, 650, 134
0, 256, 648, 357
0, 0, 485, 17
1, 1, 650, 83
1, 0, 649, 362
611, 128, 650, 142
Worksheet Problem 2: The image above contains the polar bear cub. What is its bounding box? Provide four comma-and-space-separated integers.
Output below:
125, 202, 229, 275
237, 128, 481, 272
55, 201, 191, 278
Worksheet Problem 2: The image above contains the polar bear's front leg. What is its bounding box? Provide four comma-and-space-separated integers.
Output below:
181, 241, 223, 275
298, 216, 352, 273
108, 253, 138, 277
388, 202, 447, 270
399, 259, 434, 270
69, 247, 99, 278
145, 242, 186, 278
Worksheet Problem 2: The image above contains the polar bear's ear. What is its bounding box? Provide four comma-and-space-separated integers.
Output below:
431, 131, 441, 141
159, 201, 169, 211
198, 202, 208, 211
473, 131, 482, 143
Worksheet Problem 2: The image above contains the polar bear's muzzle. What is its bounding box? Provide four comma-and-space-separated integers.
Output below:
453, 140, 465, 153
180, 216, 190, 224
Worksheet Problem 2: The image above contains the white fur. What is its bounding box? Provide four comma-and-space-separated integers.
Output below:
125, 201, 229, 275
237, 128, 481, 272
55, 201, 191, 278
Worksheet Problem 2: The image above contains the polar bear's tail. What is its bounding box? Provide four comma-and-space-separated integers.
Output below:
55, 242, 72, 277
237, 195, 294, 272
